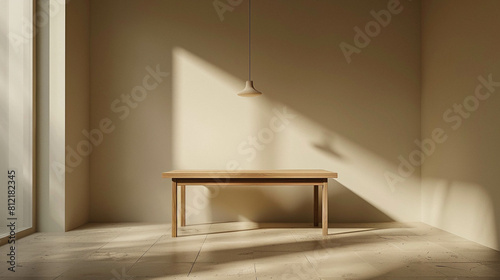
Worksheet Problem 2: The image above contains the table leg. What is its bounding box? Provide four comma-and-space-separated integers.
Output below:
172, 180, 178, 237
322, 181, 328, 236
314, 185, 319, 227
181, 185, 186, 227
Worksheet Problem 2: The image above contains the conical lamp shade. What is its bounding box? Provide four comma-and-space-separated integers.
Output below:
237, 81, 262, 97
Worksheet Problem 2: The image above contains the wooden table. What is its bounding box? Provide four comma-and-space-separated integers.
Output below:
162, 169, 338, 237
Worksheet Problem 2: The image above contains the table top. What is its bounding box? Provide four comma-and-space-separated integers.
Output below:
162, 169, 338, 179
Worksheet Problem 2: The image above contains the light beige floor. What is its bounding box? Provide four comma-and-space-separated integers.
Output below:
0, 222, 499, 279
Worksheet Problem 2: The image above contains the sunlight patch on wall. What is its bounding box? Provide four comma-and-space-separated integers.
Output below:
172, 47, 258, 169
422, 179, 497, 250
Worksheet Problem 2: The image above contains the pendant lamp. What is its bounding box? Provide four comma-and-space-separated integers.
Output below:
237, 0, 262, 97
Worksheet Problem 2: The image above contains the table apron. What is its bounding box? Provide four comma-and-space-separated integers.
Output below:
173, 178, 328, 186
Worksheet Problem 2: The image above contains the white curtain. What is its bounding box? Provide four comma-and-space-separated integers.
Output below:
0, 0, 33, 234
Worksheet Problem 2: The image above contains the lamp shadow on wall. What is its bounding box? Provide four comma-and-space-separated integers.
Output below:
312, 132, 344, 160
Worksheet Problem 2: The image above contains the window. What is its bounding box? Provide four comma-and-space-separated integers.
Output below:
0, 0, 35, 239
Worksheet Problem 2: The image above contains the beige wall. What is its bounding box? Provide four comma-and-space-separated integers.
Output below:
65, 0, 90, 231
89, 0, 421, 223
422, 0, 500, 250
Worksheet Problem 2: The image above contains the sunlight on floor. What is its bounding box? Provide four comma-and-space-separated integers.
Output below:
0, 222, 499, 279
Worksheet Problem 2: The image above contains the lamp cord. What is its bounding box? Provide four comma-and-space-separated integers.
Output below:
249, 0, 251, 81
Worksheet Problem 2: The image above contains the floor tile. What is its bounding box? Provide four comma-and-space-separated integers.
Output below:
138, 248, 200, 263
85, 249, 145, 262
59, 261, 134, 278
196, 244, 254, 262
430, 262, 500, 277
253, 251, 308, 264
255, 261, 318, 279
189, 261, 255, 277
127, 262, 193, 277
373, 262, 447, 277
309, 255, 379, 278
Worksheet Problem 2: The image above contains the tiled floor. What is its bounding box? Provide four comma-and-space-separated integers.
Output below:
0, 222, 499, 279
